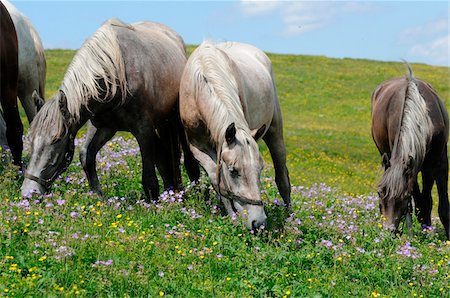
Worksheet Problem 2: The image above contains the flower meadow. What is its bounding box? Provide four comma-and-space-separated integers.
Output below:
1, 50, 449, 297
1, 134, 450, 297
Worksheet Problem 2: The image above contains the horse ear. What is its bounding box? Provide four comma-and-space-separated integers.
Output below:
251, 124, 266, 141
32, 90, 44, 112
225, 122, 236, 145
58, 91, 71, 122
381, 153, 390, 170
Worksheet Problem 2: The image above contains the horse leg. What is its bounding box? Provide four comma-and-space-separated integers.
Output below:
420, 169, 435, 228
135, 131, 160, 201
262, 121, 291, 206
436, 147, 450, 239
2, 104, 22, 167
79, 121, 116, 197
412, 177, 426, 225
177, 115, 200, 182
154, 122, 181, 191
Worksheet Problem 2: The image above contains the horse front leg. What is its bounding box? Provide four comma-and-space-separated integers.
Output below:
80, 121, 116, 197
135, 131, 159, 202
420, 169, 435, 229
154, 122, 181, 191
263, 121, 291, 207
436, 147, 450, 240
2, 105, 23, 167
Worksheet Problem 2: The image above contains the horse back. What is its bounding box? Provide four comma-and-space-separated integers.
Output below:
113, 21, 187, 120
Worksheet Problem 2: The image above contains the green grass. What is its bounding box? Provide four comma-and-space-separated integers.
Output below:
1, 48, 450, 297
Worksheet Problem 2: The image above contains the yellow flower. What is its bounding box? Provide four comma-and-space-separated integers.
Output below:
116, 214, 123, 219
159, 291, 164, 296
371, 291, 380, 297
286, 290, 291, 295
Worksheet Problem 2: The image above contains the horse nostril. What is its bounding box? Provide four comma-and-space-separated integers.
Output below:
251, 220, 258, 230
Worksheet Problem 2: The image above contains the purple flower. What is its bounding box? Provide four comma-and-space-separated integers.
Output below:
92, 259, 113, 267
397, 242, 422, 259
158, 271, 164, 277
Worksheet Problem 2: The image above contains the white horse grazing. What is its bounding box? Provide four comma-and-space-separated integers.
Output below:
3, 0, 46, 122
180, 41, 291, 230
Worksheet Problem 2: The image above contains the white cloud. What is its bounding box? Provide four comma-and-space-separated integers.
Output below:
240, 0, 280, 16
402, 17, 449, 66
239, 1, 375, 37
410, 35, 449, 66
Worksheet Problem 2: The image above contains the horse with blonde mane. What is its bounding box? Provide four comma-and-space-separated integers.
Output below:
22, 19, 199, 200
372, 64, 449, 239
180, 41, 291, 230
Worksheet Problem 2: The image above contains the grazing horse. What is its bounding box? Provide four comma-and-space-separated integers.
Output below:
180, 41, 291, 229
3, 0, 46, 122
0, 1, 20, 166
22, 19, 198, 200
372, 64, 449, 239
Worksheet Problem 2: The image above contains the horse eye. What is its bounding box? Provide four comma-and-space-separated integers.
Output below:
229, 167, 239, 178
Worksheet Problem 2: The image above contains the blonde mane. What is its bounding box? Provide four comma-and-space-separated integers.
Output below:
379, 70, 434, 200
28, 98, 65, 141
191, 42, 250, 145
60, 18, 129, 121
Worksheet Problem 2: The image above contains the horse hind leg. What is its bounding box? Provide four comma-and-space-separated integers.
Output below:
263, 123, 291, 207
80, 121, 116, 197
436, 147, 450, 240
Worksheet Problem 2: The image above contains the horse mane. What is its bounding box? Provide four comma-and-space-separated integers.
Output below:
191, 41, 250, 145
28, 97, 66, 141
60, 18, 129, 122
379, 64, 434, 200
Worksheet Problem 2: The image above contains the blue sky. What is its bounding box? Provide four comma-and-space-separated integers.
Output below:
11, 1, 449, 66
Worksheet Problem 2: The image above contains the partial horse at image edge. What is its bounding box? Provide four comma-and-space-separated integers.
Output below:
371, 63, 449, 239
0, 1, 21, 166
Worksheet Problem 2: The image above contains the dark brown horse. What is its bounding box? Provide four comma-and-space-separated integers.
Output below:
0, 1, 21, 166
372, 64, 449, 239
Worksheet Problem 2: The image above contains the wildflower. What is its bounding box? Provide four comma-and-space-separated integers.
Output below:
371, 291, 380, 297
158, 271, 164, 277
159, 291, 164, 296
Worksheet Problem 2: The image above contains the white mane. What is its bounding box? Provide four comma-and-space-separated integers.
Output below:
396, 78, 433, 166
60, 19, 129, 121
191, 42, 250, 144
380, 72, 434, 201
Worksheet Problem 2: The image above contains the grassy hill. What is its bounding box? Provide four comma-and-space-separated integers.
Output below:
2, 48, 449, 297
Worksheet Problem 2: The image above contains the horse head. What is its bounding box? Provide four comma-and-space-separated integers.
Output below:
378, 153, 414, 231
217, 123, 267, 230
22, 91, 75, 196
